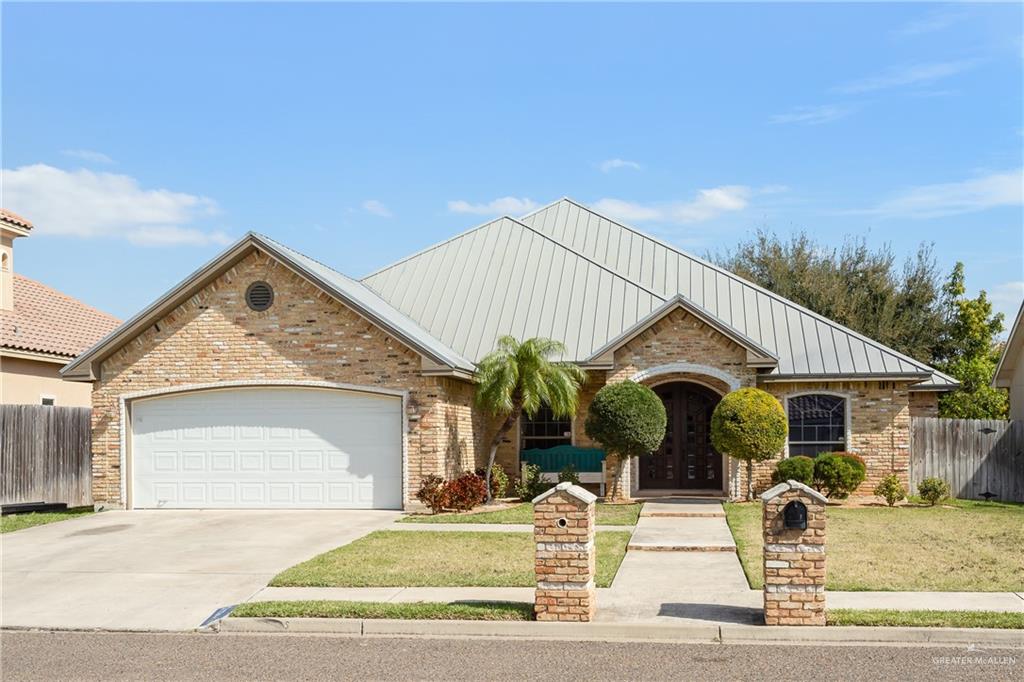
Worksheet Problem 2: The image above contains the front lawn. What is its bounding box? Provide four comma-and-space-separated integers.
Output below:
725, 499, 1024, 592
271, 530, 631, 588
399, 502, 642, 526
828, 609, 1024, 629
1, 507, 93, 534
232, 600, 534, 621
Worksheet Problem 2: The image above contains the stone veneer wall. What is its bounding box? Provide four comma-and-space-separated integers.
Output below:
90, 250, 477, 508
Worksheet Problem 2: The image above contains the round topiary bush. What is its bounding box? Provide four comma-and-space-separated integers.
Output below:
772, 455, 815, 487
812, 452, 866, 500
710, 388, 788, 500
585, 381, 667, 501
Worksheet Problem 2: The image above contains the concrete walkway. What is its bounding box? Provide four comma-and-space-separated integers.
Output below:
600, 499, 757, 624
628, 498, 736, 551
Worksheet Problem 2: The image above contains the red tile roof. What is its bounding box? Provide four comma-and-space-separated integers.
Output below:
1, 275, 120, 358
0, 208, 34, 230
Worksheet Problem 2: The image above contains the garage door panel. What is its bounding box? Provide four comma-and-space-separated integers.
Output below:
132, 387, 402, 509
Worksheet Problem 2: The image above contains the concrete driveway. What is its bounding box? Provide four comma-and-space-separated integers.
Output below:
1, 509, 399, 631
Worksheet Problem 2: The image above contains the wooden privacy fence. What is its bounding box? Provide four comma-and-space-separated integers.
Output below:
910, 417, 1024, 503
1, 404, 92, 507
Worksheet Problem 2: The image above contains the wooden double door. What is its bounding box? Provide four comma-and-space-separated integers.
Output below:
640, 382, 722, 489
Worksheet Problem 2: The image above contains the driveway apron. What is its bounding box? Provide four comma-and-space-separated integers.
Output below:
0, 509, 397, 631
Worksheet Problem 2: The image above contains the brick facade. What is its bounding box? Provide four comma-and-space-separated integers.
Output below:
90, 250, 479, 508
908, 391, 939, 418
89, 253, 931, 507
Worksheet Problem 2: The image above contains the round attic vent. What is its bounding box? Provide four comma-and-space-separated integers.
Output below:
245, 281, 274, 311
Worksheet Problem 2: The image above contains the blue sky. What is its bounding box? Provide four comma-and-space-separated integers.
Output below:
3, 2, 1022, 327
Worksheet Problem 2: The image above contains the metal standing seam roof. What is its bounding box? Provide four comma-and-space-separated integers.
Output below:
362, 198, 956, 387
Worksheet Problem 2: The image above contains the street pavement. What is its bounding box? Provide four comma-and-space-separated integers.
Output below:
2, 631, 1020, 681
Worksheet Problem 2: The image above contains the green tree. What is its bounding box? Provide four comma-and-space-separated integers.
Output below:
933, 263, 1008, 419
584, 381, 667, 502
475, 336, 586, 502
715, 231, 945, 364
710, 388, 788, 501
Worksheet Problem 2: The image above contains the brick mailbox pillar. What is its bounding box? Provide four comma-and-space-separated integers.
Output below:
533, 481, 597, 622
760, 479, 828, 626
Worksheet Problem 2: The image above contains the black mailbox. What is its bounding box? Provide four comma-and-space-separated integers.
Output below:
783, 500, 808, 530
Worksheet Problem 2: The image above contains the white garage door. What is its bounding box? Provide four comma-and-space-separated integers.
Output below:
131, 387, 403, 509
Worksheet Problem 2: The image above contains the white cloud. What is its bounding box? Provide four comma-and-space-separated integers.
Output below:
770, 105, 851, 126
865, 169, 1023, 219
599, 159, 642, 173
594, 185, 755, 225
362, 199, 392, 218
990, 281, 1024, 325
893, 10, 965, 37
447, 196, 538, 215
834, 60, 978, 94
61, 149, 115, 164
1, 163, 229, 246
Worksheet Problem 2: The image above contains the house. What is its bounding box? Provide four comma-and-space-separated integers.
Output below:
1, 209, 120, 407
993, 300, 1024, 420
61, 199, 956, 510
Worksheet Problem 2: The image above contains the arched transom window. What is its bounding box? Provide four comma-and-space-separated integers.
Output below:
787, 394, 846, 457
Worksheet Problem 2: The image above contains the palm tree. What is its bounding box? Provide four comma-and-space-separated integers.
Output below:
476, 336, 587, 503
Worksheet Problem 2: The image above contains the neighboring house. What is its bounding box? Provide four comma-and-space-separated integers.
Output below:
61, 199, 956, 510
993, 300, 1024, 420
1, 209, 120, 407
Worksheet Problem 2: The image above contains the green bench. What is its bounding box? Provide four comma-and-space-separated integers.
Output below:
520, 445, 606, 495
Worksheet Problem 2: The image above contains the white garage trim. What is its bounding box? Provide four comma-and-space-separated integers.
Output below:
119, 380, 409, 510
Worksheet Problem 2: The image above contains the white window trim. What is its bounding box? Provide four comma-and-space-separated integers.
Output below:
781, 390, 853, 458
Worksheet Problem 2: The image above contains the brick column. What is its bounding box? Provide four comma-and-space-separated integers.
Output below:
533, 482, 597, 622
760, 480, 827, 626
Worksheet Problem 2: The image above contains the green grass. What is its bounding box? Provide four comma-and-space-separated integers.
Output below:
270, 530, 631, 588
1, 507, 93, 534
398, 502, 642, 526
828, 609, 1024, 629
724, 499, 1024, 592
231, 600, 534, 621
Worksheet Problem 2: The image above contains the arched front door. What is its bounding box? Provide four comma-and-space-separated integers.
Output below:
640, 382, 722, 489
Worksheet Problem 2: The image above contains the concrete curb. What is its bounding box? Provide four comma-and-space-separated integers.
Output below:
214, 618, 1024, 648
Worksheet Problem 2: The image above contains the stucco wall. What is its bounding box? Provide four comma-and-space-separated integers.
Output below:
1, 355, 93, 407
89, 250, 476, 508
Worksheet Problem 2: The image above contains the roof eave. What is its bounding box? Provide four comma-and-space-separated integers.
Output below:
992, 300, 1024, 386
62, 233, 472, 382
759, 371, 934, 383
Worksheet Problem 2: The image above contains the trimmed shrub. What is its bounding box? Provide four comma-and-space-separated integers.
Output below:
445, 471, 488, 511
558, 463, 581, 485
475, 465, 509, 499
514, 463, 552, 502
813, 452, 866, 499
772, 456, 815, 487
585, 380, 667, 501
874, 473, 907, 507
416, 474, 448, 514
710, 388, 788, 500
917, 477, 950, 506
